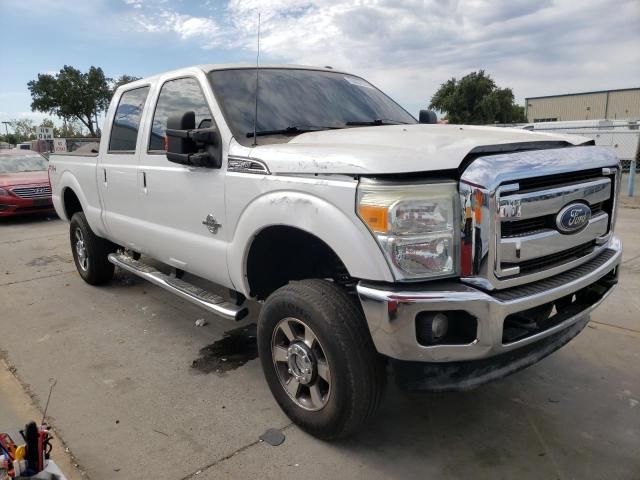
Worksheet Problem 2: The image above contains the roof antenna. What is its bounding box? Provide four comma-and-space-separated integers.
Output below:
252, 12, 261, 146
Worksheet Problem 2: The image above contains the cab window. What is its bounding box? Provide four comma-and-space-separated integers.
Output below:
108, 87, 149, 152
149, 78, 214, 152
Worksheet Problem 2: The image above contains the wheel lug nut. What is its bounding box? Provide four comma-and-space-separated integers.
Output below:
288, 369, 292, 374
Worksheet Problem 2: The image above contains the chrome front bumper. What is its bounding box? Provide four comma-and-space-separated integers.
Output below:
357, 237, 622, 363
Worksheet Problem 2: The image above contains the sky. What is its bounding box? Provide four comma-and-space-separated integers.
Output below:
0, 0, 639, 129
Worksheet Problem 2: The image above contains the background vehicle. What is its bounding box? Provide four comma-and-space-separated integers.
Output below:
0, 150, 55, 217
48, 65, 622, 439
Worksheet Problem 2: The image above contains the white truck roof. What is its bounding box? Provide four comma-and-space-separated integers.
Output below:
120, 64, 346, 91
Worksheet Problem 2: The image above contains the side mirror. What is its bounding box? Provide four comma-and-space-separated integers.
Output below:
165, 111, 222, 168
419, 110, 438, 124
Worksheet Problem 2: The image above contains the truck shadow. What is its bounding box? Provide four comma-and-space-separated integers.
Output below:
335, 381, 550, 477
186, 316, 605, 477
325, 347, 634, 479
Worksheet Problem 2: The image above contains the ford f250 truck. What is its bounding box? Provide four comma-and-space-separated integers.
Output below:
49, 65, 622, 439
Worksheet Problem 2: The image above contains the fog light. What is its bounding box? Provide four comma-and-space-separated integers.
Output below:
416, 312, 449, 344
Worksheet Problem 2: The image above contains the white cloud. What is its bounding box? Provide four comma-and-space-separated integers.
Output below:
5, 0, 638, 119
134, 9, 222, 48
173, 15, 219, 41
215, 0, 640, 111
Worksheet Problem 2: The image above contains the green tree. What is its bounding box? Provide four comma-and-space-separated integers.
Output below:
9, 119, 36, 142
110, 75, 141, 98
429, 70, 526, 124
511, 104, 527, 123
0, 133, 18, 145
57, 120, 87, 138
28, 65, 113, 137
39, 117, 86, 138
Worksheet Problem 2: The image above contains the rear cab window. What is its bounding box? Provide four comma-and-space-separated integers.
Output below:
109, 87, 150, 152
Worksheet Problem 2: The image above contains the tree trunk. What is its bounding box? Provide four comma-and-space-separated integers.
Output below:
76, 114, 96, 137
94, 113, 101, 138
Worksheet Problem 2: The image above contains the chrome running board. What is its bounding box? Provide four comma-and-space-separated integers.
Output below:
108, 253, 248, 321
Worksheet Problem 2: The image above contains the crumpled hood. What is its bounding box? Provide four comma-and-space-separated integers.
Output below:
248, 124, 591, 175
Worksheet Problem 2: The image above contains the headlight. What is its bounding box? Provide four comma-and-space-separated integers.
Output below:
357, 181, 458, 280
0, 187, 8, 196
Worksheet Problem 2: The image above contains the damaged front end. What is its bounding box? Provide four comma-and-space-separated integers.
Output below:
356, 145, 622, 391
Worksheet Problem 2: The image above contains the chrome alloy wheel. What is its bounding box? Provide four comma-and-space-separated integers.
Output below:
271, 317, 332, 411
74, 228, 89, 272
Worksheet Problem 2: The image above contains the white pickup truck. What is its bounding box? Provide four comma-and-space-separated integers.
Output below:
49, 64, 622, 439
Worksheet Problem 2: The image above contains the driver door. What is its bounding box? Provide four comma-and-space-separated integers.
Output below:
137, 76, 230, 286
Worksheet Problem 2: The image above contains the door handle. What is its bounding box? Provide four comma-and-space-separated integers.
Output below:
140, 171, 148, 194
103, 168, 107, 186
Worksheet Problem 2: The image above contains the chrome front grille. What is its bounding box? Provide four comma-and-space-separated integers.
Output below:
459, 145, 620, 291
501, 241, 595, 275
11, 184, 51, 199
513, 167, 604, 191
495, 177, 613, 278
501, 201, 607, 237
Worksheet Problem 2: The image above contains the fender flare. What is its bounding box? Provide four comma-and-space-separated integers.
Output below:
227, 190, 394, 295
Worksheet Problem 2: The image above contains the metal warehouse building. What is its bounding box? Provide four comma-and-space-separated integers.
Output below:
526, 88, 640, 123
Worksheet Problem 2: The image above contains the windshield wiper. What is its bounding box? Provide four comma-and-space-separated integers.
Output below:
246, 125, 338, 138
345, 118, 409, 126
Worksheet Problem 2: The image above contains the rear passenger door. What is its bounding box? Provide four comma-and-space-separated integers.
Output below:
99, 85, 151, 249
137, 76, 230, 286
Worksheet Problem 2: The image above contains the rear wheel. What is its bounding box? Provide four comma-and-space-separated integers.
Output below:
258, 279, 385, 439
70, 212, 115, 285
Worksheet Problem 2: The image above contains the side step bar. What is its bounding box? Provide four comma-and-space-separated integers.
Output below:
108, 253, 248, 321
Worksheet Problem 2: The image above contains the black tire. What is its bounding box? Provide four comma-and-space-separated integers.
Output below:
69, 212, 115, 285
258, 279, 385, 440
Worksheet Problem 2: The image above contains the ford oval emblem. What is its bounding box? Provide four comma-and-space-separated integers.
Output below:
556, 203, 591, 234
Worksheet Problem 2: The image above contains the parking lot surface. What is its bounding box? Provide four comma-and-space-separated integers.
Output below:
1, 210, 639, 479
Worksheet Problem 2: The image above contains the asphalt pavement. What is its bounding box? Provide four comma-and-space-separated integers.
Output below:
0, 209, 639, 479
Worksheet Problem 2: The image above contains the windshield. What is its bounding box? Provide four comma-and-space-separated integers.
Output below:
0, 153, 48, 173
208, 68, 416, 146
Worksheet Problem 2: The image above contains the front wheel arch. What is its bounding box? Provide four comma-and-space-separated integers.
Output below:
245, 225, 350, 300
227, 190, 395, 296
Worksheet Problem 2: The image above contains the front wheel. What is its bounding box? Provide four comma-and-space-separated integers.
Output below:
258, 279, 385, 440
70, 212, 115, 285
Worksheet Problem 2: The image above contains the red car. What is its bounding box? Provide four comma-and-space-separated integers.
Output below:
0, 150, 55, 217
